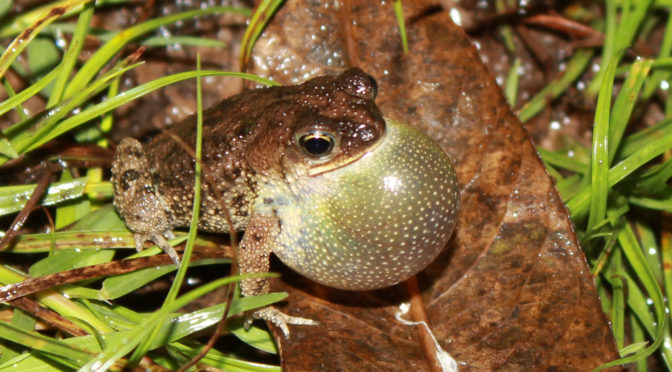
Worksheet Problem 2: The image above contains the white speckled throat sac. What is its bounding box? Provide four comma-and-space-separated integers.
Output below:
272, 118, 459, 290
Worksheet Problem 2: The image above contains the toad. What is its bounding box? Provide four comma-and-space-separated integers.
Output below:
111, 68, 459, 336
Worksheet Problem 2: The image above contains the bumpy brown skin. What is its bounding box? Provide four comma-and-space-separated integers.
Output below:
111, 68, 386, 335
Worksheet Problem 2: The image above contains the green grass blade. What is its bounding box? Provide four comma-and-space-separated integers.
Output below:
567, 132, 672, 218
642, 11, 672, 99
0, 0, 128, 37
0, 177, 88, 216
585, 0, 617, 97
40, 23, 228, 48
609, 59, 653, 162
587, 57, 618, 233
99, 258, 229, 300
393, 0, 408, 55
7, 71, 275, 161
1, 77, 28, 121
536, 147, 587, 173
630, 317, 649, 371
505, 57, 521, 107
628, 195, 672, 211
518, 48, 594, 122
622, 224, 668, 363
228, 318, 277, 354
635, 221, 664, 283
239, 0, 283, 67
616, 0, 652, 53
79, 274, 278, 371
8, 61, 143, 155
137, 35, 226, 48
0, 63, 62, 118
63, 6, 250, 100
609, 248, 625, 349
129, 56, 205, 364
595, 224, 668, 369
0, 321, 92, 366
556, 174, 582, 201
28, 250, 115, 277
47, 0, 95, 107
0, 0, 91, 80
169, 342, 280, 371
0, 126, 19, 159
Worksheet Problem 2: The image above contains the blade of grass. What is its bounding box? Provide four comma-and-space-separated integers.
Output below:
0, 177, 88, 216
587, 0, 652, 97
41, 23, 227, 48
79, 273, 278, 371
517, 48, 594, 122
0, 0, 128, 37
169, 342, 280, 371
393, 0, 408, 55
635, 221, 663, 283
0, 308, 35, 364
137, 35, 226, 48
0, 0, 91, 80
47, 0, 94, 107
63, 6, 250, 100
629, 195, 672, 211
642, 11, 672, 99
627, 158, 672, 195
595, 224, 669, 369
239, 0, 283, 68
504, 57, 521, 107
618, 117, 672, 160
536, 147, 587, 173
609, 59, 653, 162
8, 62, 142, 154
0, 321, 92, 366
1, 78, 28, 121
609, 247, 625, 350
630, 316, 649, 371
98, 258, 229, 300
556, 174, 582, 201
495, 0, 516, 52
587, 56, 618, 233
617, 0, 653, 52
54, 170, 90, 229
0, 266, 114, 333
566, 132, 672, 218
130, 57, 206, 364
4, 70, 276, 163
0, 57, 62, 118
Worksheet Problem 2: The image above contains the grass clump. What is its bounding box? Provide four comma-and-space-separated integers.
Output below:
0, 2, 282, 371
512, 2, 672, 369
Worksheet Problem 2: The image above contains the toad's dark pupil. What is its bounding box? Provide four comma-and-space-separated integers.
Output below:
300, 133, 334, 157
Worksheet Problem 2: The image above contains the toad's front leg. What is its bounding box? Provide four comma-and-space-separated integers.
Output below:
112, 138, 182, 266
239, 214, 318, 338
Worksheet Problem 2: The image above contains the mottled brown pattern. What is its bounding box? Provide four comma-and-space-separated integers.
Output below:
113, 69, 386, 235
249, 1, 621, 371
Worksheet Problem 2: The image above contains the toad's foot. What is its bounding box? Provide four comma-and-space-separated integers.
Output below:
245, 306, 318, 338
133, 230, 181, 267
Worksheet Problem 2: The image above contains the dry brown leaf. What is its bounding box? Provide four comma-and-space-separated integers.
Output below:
247, 1, 621, 370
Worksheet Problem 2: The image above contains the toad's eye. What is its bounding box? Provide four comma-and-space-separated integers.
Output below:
298, 131, 336, 159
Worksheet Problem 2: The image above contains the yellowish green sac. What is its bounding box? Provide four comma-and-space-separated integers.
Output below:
272, 119, 460, 290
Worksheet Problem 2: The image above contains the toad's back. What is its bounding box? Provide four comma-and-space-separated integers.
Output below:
119, 70, 385, 234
